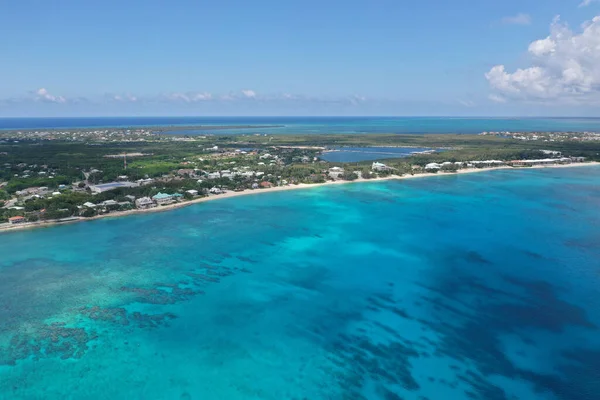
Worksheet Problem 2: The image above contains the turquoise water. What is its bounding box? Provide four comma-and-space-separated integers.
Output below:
3, 116, 600, 133
1, 167, 600, 399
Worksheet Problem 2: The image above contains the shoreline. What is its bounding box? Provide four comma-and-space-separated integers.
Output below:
1, 162, 598, 234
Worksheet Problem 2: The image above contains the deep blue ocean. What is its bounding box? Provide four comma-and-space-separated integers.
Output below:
1, 166, 600, 399
2, 116, 600, 134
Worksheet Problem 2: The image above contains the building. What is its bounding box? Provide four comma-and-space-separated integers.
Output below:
89, 181, 138, 194
260, 181, 273, 188
83, 202, 97, 208
328, 167, 345, 179
209, 187, 223, 194
8, 216, 26, 224
124, 195, 136, 202
372, 162, 389, 171
186, 189, 199, 196
135, 197, 155, 209
152, 192, 174, 205
425, 163, 441, 170
100, 200, 119, 207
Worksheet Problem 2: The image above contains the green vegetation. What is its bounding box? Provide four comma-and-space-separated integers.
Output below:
1, 132, 599, 225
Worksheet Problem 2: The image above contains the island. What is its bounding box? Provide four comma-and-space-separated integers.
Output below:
1, 128, 599, 231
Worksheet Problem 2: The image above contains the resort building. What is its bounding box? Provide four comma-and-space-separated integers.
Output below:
89, 181, 138, 194
135, 197, 155, 209
328, 167, 345, 179
209, 187, 223, 194
372, 162, 391, 171
8, 216, 26, 224
186, 189, 199, 196
425, 163, 441, 170
152, 192, 175, 205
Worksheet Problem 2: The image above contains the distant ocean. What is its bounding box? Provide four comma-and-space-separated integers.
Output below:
2, 116, 600, 134
1, 166, 600, 399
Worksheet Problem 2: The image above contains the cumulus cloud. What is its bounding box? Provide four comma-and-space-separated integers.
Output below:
241, 89, 257, 99
579, 0, 598, 8
164, 92, 212, 102
113, 94, 138, 102
486, 15, 600, 103
501, 13, 532, 25
34, 88, 66, 103
458, 99, 476, 107
488, 94, 507, 103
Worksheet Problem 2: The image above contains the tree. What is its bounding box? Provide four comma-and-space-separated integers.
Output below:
441, 164, 458, 173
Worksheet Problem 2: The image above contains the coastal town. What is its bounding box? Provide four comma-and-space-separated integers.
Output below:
1, 128, 596, 231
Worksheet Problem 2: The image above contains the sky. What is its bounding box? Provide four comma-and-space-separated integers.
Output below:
1, 0, 599, 117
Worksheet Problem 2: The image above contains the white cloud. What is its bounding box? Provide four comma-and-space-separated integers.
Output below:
113, 94, 138, 102
35, 88, 66, 103
241, 89, 257, 99
501, 13, 532, 25
458, 99, 476, 107
488, 94, 507, 103
164, 92, 212, 102
486, 15, 600, 103
579, 0, 598, 8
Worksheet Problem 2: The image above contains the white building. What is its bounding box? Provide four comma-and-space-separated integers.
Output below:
328, 166, 345, 179
135, 197, 155, 209
372, 162, 389, 171
425, 163, 441, 170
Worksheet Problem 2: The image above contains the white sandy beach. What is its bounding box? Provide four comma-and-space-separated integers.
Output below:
1, 162, 598, 234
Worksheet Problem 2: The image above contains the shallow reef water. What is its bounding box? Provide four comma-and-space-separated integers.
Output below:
1, 167, 600, 399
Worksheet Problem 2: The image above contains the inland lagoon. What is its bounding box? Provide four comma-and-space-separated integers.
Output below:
1, 166, 599, 399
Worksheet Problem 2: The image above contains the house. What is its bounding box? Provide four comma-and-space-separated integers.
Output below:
152, 192, 174, 205
186, 189, 199, 196
328, 166, 345, 179
206, 172, 220, 180
209, 187, 223, 194
100, 200, 119, 207
260, 181, 273, 188
372, 162, 389, 171
8, 216, 26, 224
135, 197, 155, 209
425, 163, 441, 170
251, 183, 259, 189
83, 202, 97, 208
125, 195, 136, 202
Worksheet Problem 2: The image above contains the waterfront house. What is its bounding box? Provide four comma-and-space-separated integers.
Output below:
8, 216, 26, 224
152, 192, 174, 205
135, 197, 155, 209
100, 200, 119, 207
372, 162, 389, 171
186, 189, 199, 196
209, 187, 223, 194
328, 167, 345, 179
83, 202, 97, 208
260, 181, 273, 188
425, 163, 441, 170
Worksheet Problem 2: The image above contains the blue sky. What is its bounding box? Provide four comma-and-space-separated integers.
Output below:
1, 0, 599, 117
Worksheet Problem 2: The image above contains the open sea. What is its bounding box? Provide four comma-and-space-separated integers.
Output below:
2, 116, 600, 134
1, 166, 600, 399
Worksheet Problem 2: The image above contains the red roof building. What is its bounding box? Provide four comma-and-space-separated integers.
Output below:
8, 216, 26, 224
